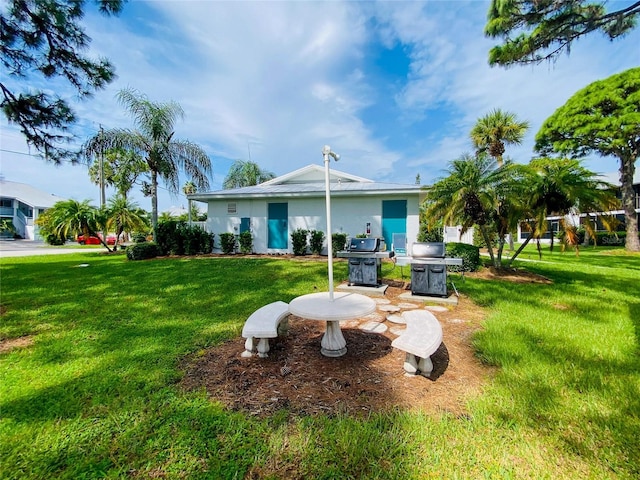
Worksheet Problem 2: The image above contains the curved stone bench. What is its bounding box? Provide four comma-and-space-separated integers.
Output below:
391, 310, 443, 377
241, 301, 290, 358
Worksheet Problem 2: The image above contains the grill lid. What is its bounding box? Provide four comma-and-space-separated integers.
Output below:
411, 242, 445, 258
348, 237, 380, 252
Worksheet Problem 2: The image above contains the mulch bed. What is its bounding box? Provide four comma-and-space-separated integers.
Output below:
180, 282, 494, 418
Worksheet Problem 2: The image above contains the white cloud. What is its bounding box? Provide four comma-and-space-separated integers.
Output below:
2, 0, 638, 215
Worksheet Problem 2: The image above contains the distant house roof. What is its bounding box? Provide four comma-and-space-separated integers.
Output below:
0, 180, 66, 208
190, 164, 424, 201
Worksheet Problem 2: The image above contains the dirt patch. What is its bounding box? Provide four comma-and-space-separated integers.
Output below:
0, 335, 34, 354
465, 266, 553, 284
180, 284, 493, 418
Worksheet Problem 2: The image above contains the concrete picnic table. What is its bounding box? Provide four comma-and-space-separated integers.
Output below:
288, 291, 376, 357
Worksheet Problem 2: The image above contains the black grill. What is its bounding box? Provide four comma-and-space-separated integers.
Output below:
337, 237, 394, 287
410, 242, 448, 296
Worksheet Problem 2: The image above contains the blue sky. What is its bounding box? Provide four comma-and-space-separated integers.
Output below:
1, 0, 639, 213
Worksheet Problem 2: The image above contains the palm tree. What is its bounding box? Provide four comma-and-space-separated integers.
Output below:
44, 199, 113, 251
509, 158, 619, 265
82, 88, 212, 240
106, 196, 149, 245
423, 153, 525, 268
223, 160, 275, 189
470, 109, 529, 167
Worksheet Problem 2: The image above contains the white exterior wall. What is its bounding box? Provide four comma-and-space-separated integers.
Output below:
206, 194, 421, 254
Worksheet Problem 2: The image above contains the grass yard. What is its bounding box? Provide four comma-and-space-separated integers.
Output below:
1, 248, 639, 479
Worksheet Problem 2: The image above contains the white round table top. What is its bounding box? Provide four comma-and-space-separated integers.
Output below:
289, 291, 376, 322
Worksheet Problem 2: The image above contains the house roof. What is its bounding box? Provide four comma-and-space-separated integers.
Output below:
190, 164, 424, 201
0, 180, 66, 208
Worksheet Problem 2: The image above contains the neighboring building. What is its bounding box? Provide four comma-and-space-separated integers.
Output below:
189, 164, 425, 254
0, 180, 66, 240
516, 181, 640, 243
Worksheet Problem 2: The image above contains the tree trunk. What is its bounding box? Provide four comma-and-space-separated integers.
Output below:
620, 156, 640, 252
507, 229, 535, 267
479, 224, 496, 267
496, 235, 506, 268
151, 170, 158, 242
88, 228, 113, 252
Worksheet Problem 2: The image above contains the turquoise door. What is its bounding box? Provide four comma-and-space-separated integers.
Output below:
268, 203, 288, 249
240, 217, 250, 233
382, 200, 407, 249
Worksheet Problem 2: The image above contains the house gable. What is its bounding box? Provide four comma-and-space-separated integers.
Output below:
260, 164, 372, 186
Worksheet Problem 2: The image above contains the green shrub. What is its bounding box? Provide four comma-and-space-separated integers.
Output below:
291, 228, 309, 256
309, 230, 325, 255
219, 232, 236, 254
445, 242, 480, 272
156, 220, 213, 255
132, 233, 147, 243
331, 233, 348, 257
126, 242, 160, 261
417, 216, 443, 242
44, 233, 65, 245
238, 231, 253, 254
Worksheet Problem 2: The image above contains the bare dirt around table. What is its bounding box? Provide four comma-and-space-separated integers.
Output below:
180, 279, 500, 418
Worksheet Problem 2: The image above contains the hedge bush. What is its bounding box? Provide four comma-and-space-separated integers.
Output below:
331, 233, 348, 257
126, 242, 160, 261
445, 242, 480, 272
45, 233, 66, 246
238, 231, 253, 254
219, 233, 236, 254
291, 228, 309, 256
309, 230, 325, 255
156, 220, 214, 255
132, 233, 147, 244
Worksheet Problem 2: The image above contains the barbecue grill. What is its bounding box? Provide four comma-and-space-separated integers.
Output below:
410, 242, 462, 297
337, 237, 394, 287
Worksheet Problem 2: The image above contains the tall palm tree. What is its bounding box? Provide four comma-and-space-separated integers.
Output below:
223, 160, 275, 189
509, 158, 619, 265
82, 88, 212, 240
106, 196, 149, 245
423, 153, 525, 268
43, 199, 113, 251
470, 109, 529, 167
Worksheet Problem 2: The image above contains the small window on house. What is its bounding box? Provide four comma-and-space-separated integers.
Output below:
227, 203, 237, 214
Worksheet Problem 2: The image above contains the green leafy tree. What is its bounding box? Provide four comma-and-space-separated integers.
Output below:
223, 160, 275, 189
1, 0, 124, 162
82, 88, 212, 241
182, 180, 196, 222
535, 68, 640, 252
88, 148, 148, 200
485, 0, 640, 67
106, 196, 149, 245
470, 109, 529, 167
423, 153, 528, 268
38, 199, 113, 251
511, 158, 619, 264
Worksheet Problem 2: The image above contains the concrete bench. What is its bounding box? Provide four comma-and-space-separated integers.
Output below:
391, 310, 443, 377
241, 301, 290, 358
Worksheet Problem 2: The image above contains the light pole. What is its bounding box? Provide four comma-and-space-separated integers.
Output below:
322, 145, 340, 301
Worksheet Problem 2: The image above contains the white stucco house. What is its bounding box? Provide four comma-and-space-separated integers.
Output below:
189, 164, 426, 254
0, 180, 66, 240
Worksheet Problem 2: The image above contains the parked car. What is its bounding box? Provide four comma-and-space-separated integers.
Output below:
77, 234, 117, 245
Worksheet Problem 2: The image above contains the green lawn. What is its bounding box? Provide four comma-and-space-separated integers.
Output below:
1, 248, 639, 479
